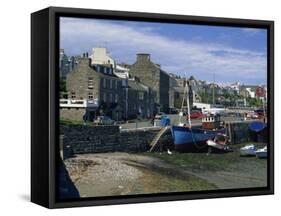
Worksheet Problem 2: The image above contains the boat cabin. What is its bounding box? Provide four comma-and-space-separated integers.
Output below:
202, 114, 221, 130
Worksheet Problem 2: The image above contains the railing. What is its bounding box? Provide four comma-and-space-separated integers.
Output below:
60, 99, 99, 108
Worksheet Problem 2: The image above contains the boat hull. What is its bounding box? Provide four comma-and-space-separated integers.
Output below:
240, 144, 257, 156
248, 121, 268, 142
171, 126, 226, 153
207, 140, 232, 154
255, 147, 267, 158
256, 151, 267, 158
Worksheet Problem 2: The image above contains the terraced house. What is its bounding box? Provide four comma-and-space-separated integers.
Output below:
129, 53, 170, 113
126, 80, 155, 119
60, 53, 124, 121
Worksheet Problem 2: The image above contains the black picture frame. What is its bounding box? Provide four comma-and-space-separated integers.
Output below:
31, 6, 274, 209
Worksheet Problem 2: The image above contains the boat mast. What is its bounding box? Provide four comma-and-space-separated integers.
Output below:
178, 75, 191, 128
262, 86, 266, 123
178, 77, 186, 124
186, 77, 192, 128
212, 73, 215, 106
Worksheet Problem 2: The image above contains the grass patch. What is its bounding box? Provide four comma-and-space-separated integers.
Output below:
60, 118, 93, 126
150, 152, 237, 171
141, 142, 267, 172
155, 172, 216, 192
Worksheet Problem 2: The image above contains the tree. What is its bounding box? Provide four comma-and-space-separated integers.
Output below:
247, 97, 263, 108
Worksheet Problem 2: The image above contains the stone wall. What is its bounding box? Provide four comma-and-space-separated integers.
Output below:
226, 121, 266, 144
226, 122, 250, 144
60, 121, 261, 157
60, 125, 167, 156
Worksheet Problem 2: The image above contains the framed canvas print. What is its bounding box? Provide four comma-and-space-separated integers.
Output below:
31, 6, 274, 208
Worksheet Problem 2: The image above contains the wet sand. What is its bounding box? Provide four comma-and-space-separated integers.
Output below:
64, 149, 267, 198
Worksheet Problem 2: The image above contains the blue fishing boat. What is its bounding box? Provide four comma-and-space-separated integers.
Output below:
170, 77, 226, 152
248, 121, 267, 135
171, 125, 226, 152
248, 121, 268, 142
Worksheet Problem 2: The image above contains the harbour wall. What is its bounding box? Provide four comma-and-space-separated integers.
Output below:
60, 125, 170, 157
60, 121, 260, 157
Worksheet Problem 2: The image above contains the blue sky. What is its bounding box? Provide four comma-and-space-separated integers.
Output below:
60, 17, 267, 85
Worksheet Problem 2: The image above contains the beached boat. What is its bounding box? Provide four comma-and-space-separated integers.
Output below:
171, 76, 226, 152
249, 121, 268, 136
172, 125, 226, 152
240, 144, 257, 156
255, 146, 267, 158
207, 133, 232, 153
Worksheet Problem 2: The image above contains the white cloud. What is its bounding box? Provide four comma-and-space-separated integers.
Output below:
241, 28, 265, 36
60, 17, 267, 84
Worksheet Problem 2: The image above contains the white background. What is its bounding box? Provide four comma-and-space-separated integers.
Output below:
0, 0, 279, 214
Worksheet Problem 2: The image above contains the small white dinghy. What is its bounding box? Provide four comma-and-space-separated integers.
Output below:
240, 144, 257, 156
255, 146, 267, 158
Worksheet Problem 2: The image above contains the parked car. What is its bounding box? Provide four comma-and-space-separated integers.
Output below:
94, 116, 114, 125
154, 112, 165, 120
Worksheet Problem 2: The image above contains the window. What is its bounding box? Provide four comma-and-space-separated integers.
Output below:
138, 92, 144, 100
109, 93, 113, 102
71, 91, 76, 99
103, 93, 107, 102
103, 67, 107, 74
110, 79, 113, 89
88, 92, 93, 100
115, 80, 118, 89
115, 94, 118, 103
103, 78, 106, 88
88, 77, 94, 89
122, 79, 128, 87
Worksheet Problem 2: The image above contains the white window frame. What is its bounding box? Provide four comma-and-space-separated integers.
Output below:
88, 77, 94, 89
71, 91, 76, 99
88, 92, 93, 100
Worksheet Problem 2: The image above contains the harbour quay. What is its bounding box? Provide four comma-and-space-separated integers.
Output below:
60, 118, 265, 157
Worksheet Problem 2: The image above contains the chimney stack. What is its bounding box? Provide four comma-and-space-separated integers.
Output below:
80, 52, 91, 66
136, 53, 150, 62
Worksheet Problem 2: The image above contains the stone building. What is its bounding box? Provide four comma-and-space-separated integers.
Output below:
129, 54, 170, 113
60, 54, 124, 121
172, 83, 193, 110
168, 74, 195, 110
125, 80, 155, 119
59, 49, 71, 78
60, 52, 156, 122
239, 85, 258, 98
